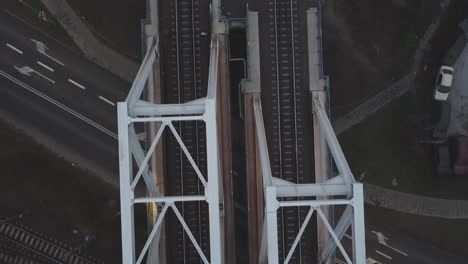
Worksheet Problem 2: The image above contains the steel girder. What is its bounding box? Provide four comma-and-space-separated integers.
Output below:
118, 37, 223, 264
254, 94, 366, 264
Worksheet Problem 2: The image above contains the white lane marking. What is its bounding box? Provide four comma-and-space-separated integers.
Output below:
33, 70, 55, 84
37, 61, 54, 72
31, 39, 65, 66
375, 250, 392, 260
344, 233, 352, 240
98, 96, 115, 106
6, 43, 23, 54
44, 52, 65, 66
14, 66, 34, 76
381, 243, 408, 257
371, 231, 388, 245
68, 79, 86, 90
14, 65, 54, 84
0, 69, 117, 139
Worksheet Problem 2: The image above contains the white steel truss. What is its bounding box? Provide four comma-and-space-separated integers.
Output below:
255, 94, 366, 264
118, 37, 223, 263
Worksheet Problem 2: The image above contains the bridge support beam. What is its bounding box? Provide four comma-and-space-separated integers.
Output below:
244, 10, 264, 264
142, 1, 166, 262
217, 32, 235, 264
308, 7, 331, 263
252, 6, 366, 262
117, 37, 224, 264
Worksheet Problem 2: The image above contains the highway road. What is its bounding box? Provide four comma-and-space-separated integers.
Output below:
336, 216, 468, 264
0, 11, 130, 184
2, 7, 468, 264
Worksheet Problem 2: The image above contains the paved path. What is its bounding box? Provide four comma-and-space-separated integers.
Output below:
333, 74, 413, 135
333, 0, 452, 135
40, 0, 138, 83
365, 183, 468, 219
331, 0, 468, 219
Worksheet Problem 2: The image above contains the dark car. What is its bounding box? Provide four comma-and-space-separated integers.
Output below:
452, 136, 468, 176
436, 142, 452, 177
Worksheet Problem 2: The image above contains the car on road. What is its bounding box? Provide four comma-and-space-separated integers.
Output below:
434, 65, 454, 101
452, 136, 468, 176
435, 141, 452, 177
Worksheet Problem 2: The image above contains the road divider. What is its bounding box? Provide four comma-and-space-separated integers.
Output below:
6, 43, 23, 54
0, 69, 117, 139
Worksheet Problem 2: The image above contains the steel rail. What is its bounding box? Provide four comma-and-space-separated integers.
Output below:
0, 222, 98, 264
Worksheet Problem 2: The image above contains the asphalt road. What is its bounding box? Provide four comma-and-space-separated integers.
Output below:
1, 7, 467, 264
335, 217, 468, 264
0, 11, 130, 184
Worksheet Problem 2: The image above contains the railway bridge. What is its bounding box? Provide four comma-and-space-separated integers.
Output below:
117, 0, 365, 263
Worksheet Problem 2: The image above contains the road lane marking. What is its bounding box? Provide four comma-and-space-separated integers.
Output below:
33, 70, 55, 84
31, 39, 65, 66
371, 231, 388, 245
375, 250, 392, 260
37, 61, 54, 72
14, 66, 34, 76
68, 79, 86, 90
98, 96, 115, 106
0, 69, 117, 139
6, 43, 23, 54
14, 65, 54, 84
381, 243, 408, 257
43, 52, 65, 66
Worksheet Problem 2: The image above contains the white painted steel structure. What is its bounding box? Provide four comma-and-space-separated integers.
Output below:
254, 93, 366, 264
254, 7, 366, 264
118, 37, 223, 263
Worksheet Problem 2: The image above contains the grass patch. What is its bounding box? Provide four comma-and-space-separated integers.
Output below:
340, 88, 468, 199
0, 119, 148, 261
335, 1, 468, 253
337, 0, 468, 199
67, 0, 146, 60
1, 0, 76, 48
0, 121, 117, 261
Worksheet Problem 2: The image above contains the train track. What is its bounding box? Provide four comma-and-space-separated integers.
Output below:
0, 221, 100, 264
267, 0, 312, 262
163, 0, 209, 262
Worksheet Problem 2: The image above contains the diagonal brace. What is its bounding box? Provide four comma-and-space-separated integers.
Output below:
167, 122, 208, 187
320, 205, 353, 262
129, 125, 160, 197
